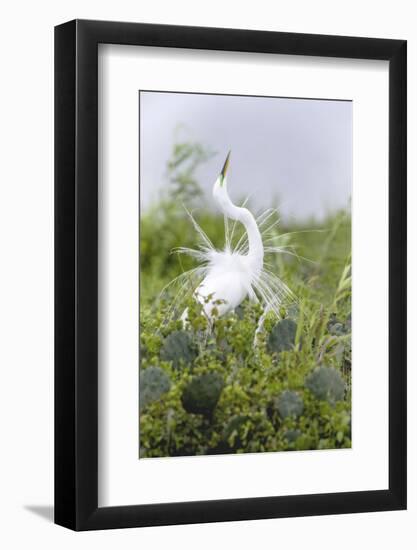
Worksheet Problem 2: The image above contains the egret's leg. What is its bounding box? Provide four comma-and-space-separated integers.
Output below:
254, 304, 271, 346
180, 307, 189, 328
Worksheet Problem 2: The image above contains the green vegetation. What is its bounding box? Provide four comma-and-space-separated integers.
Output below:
139, 139, 351, 458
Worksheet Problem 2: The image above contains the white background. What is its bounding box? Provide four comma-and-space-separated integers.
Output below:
99, 46, 388, 506
0, 1, 415, 549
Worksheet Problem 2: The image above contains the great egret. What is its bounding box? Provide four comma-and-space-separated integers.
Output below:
163, 152, 295, 329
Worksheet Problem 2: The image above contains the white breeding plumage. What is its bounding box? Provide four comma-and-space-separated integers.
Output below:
163, 152, 296, 330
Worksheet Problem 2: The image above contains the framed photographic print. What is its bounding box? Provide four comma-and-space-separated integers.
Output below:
55, 19, 407, 530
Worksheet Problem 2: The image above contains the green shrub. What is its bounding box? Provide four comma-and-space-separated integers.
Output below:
223, 415, 251, 449
274, 390, 304, 419
284, 429, 302, 443
160, 330, 197, 370
139, 366, 171, 411
181, 372, 224, 417
267, 318, 297, 354
305, 366, 345, 404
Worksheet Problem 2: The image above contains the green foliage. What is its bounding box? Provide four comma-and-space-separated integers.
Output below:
274, 390, 304, 419
267, 318, 297, 354
305, 366, 346, 405
160, 330, 197, 370
139, 139, 352, 458
139, 366, 171, 411
284, 429, 302, 443
181, 373, 224, 417
223, 415, 251, 449
166, 136, 214, 203
139, 287, 352, 456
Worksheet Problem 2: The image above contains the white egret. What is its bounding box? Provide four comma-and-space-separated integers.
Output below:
163, 152, 296, 330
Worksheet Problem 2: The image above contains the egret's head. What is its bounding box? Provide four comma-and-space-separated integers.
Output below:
219, 151, 231, 186
213, 151, 238, 216
213, 151, 231, 197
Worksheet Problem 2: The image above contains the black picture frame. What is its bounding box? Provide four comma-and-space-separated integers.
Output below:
55, 19, 407, 531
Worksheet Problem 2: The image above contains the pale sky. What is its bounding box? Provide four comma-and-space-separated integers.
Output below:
140, 91, 352, 222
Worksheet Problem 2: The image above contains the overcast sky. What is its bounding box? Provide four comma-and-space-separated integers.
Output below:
140, 91, 352, 222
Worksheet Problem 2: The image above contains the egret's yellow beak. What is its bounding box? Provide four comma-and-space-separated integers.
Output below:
220, 151, 231, 186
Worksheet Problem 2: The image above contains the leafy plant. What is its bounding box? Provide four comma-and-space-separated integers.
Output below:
274, 390, 304, 419
139, 366, 171, 411
181, 372, 224, 417
166, 134, 214, 204
267, 318, 298, 354
284, 429, 302, 443
160, 330, 197, 370
305, 366, 346, 405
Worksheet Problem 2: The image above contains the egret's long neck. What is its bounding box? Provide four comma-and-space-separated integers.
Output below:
214, 183, 264, 268
231, 205, 264, 265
